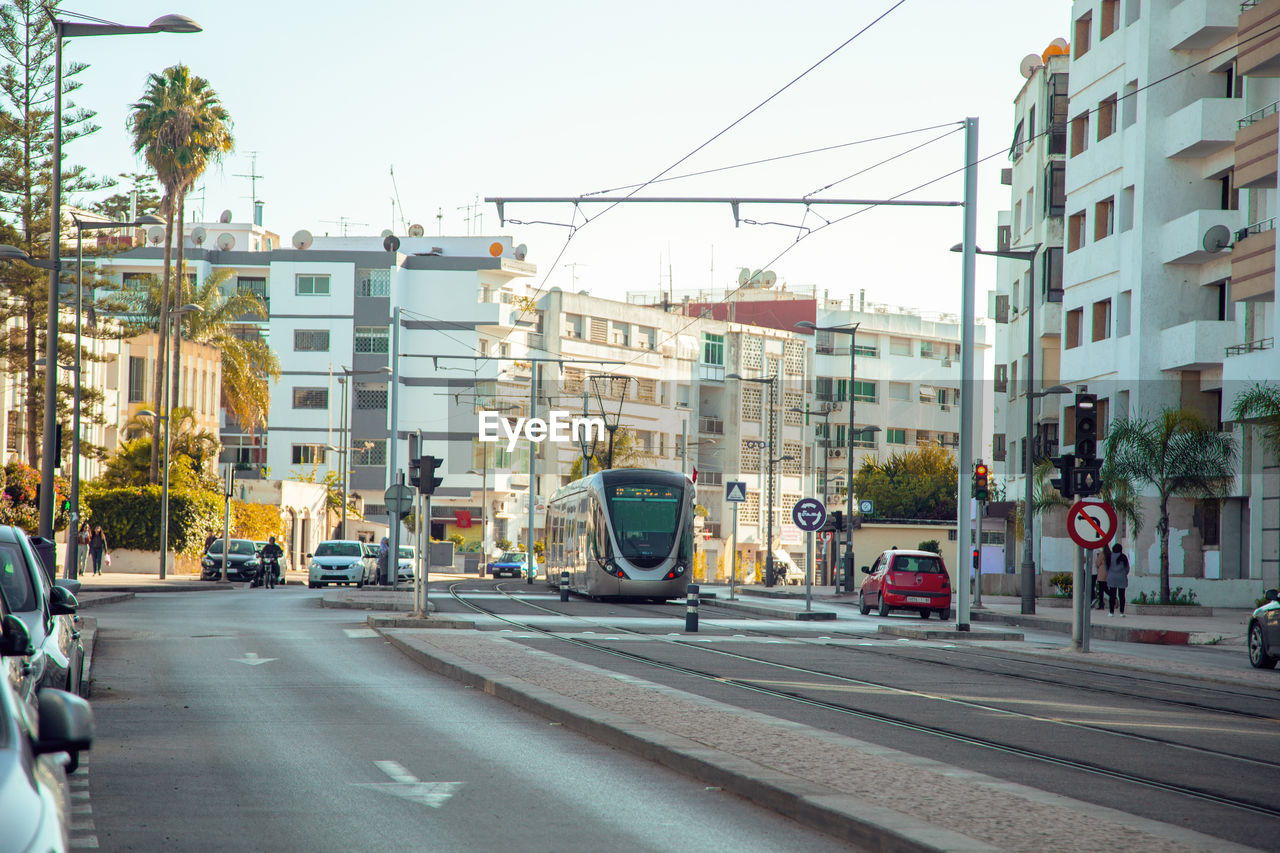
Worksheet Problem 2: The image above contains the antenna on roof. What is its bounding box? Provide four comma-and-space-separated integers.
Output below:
233, 152, 265, 223
389, 165, 409, 233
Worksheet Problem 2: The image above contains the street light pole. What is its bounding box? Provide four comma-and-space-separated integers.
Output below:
337, 375, 349, 538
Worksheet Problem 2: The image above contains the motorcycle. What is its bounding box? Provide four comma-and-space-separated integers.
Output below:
260, 553, 279, 589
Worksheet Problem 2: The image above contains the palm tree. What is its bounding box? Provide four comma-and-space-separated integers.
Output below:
1104, 408, 1237, 603
1230, 383, 1280, 455
110, 405, 220, 487
128, 64, 234, 482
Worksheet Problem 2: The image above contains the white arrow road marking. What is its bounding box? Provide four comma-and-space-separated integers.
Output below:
231, 652, 277, 666
356, 761, 462, 808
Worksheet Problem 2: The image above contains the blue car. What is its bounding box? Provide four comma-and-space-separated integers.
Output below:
487, 551, 537, 579
1248, 588, 1280, 669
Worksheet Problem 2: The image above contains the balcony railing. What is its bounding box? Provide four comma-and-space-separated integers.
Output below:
699, 416, 724, 434
1240, 99, 1280, 128
1236, 218, 1275, 242
1226, 337, 1274, 357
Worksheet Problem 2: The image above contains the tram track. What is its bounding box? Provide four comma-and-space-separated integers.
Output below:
445, 580, 1280, 821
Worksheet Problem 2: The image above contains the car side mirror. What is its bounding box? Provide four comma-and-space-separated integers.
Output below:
32, 689, 94, 756
54, 578, 82, 596
1266, 588, 1279, 603
49, 585, 79, 616
0, 614, 34, 656
305, 553, 313, 559
860, 566, 871, 574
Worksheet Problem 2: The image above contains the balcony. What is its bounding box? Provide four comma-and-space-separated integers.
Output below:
1164, 97, 1240, 159
1239, 0, 1280, 76
1168, 0, 1237, 50
1159, 320, 1237, 371
699, 416, 724, 435
1161, 208, 1242, 264
1235, 107, 1278, 189
1231, 224, 1276, 301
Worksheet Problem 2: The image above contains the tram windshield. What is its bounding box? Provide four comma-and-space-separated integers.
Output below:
605, 482, 684, 567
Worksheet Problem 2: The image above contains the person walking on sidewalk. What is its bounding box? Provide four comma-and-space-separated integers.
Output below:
76, 522, 91, 578
1106, 542, 1130, 616
89, 526, 110, 576
1093, 547, 1110, 610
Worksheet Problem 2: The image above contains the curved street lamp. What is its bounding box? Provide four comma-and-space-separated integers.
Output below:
589, 375, 631, 469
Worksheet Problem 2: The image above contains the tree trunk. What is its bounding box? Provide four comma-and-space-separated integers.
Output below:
1158, 494, 1171, 604
149, 198, 174, 484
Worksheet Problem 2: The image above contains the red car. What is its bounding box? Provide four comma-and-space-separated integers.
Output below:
858, 549, 952, 619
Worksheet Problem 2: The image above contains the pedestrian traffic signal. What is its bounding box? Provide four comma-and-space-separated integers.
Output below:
1072, 461, 1102, 497
420, 455, 444, 496
1074, 393, 1098, 461
1050, 453, 1075, 499
407, 455, 422, 490
829, 510, 843, 533
973, 463, 989, 502
972, 548, 980, 569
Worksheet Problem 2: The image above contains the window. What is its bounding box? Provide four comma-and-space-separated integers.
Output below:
293, 387, 328, 409
1222, 60, 1243, 99
993, 434, 1006, 462
1070, 113, 1089, 157
853, 343, 878, 358
128, 355, 147, 403
853, 380, 877, 402
1066, 308, 1083, 349
886, 428, 906, 445
291, 444, 327, 465
1094, 197, 1115, 241
356, 268, 390, 297
1045, 162, 1065, 215
888, 382, 910, 401
1025, 188, 1034, 231
1195, 500, 1220, 547
1068, 211, 1086, 252
701, 333, 724, 366
1074, 10, 1092, 58
1092, 299, 1112, 342
1100, 0, 1118, 39
1125, 0, 1140, 26
1120, 186, 1135, 232
640, 327, 657, 350
1097, 95, 1117, 141
889, 337, 911, 356
1122, 80, 1138, 128
355, 326, 389, 354
610, 321, 630, 347
1013, 200, 1022, 231
1117, 290, 1132, 337
296, 274, 330, 296
1009, 119, 1025, 161
565, 314, 584, 339
1042, 247, 1064, 302
237, 276, 268, 307
816, 377, 835, 402
1220, 172, 1239, 212
994, 364, 1008, 394
352, 439, 387, 466
294, 329, 330, 352
1048, 74, 1068, 154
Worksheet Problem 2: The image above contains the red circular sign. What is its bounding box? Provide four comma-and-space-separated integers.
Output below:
1066, 500, 1118, 549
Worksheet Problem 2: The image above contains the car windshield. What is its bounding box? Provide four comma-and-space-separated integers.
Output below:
890, 554, 945, 574
499, 552, 526, 563
209, 540, 256, 556
398, 547, 413, 559
605, 482, 683, 567
315, 542, 361, 557
0, 542, 36, 611
363, 545, 378, 556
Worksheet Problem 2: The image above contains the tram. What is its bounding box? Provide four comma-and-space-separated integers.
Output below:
543, 468, 694, 600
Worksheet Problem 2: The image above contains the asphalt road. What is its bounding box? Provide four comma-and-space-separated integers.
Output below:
84, 586, 859, 852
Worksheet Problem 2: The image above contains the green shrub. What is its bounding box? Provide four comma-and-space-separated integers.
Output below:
83, 485, 222, 556
917, 539, 941, 555
1134, 587, 1199, 606
1049, 572, 1072, 597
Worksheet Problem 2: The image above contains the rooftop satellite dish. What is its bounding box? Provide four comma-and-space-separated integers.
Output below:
381, 229, 394, 239
217, 232, 235, 251
191, 226, 206, 246
218, 209, 232, 224
1203, 224, 1232, 253
383, 234, 400, 252
1020, 53, 1044, 78
578, 290, 589, 296
514, 243, 527, 261
1050, 37, 1068, 50
408, 223, 425, 237
761, 270, 777, 288
147, 225, 164, 245
737, 268, 750, 287
292, 229, 313, 250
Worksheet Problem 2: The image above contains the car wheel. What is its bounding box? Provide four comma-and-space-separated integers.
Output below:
858, 591, 870, 616
357, 578, 364, 589
877, 595, 890, 618
938, 608, 951, 620
919, 609, 929, 620
1248, 622, 1278, 669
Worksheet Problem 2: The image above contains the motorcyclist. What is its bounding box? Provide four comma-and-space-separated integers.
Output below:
260, 536, 285, 588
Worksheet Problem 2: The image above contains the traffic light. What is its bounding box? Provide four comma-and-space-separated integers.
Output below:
420, 456, 444, 496
829, 510, 844, 533
1050, 453, 1075, 499
973, 462, 989, 502
1072, 461, 1102, 497
407, 455, 422, 490
1074, 393, 1098, 461
972, 548, 980, 569
54, 424, 63, 462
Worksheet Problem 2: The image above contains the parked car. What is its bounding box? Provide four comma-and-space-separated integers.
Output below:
1248, 588, 1280, 669
396, 545, 415, 584
360, 542, 381, 586
307, 541, 366, 588
858, 548, 952, 620
200, 538, 262, 583
0, 524, 85, 699
254, 541, 287, 584
487, 551, 537, 579
0, 591, 95, 852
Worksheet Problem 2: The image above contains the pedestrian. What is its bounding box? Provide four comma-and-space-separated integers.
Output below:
377, 536, 390, 585
89, 525, 109, 576
1106, 542, 1130, 616
76, 522, 91, 578
1093, 547, 1110, 610
204, 532, 217, 554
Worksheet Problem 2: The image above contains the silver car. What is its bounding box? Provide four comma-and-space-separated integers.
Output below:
0, 525, 84, 697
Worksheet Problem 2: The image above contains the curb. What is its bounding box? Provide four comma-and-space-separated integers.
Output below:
970, 610, 1189, 645
703, 597, 837, 621
879, 625, 1024, 641
78, 616, 97, 699
76, 592, 136, 609
320, 594, 417, 612
374, 628, 998, 853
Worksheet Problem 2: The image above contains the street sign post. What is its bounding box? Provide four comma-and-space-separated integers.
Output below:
792, 498, 827, 532
859, 499, 874, 516
384, 483, 415, 517
725, 481, 747, 503
726, 482, 746, 601
1066, 499, 1118, 550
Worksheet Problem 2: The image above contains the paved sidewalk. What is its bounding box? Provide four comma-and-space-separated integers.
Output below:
374, 622, 1262, 853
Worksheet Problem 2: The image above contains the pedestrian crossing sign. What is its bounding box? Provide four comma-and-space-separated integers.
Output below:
725, 481, 747, 502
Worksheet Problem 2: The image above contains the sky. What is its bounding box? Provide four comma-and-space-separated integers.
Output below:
54, 1, 1070, 314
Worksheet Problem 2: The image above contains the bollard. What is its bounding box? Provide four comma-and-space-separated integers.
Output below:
559, 571, 570, 602
685, 583, 700, 632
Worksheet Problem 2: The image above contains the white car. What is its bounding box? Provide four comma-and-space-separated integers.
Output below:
396, 546, 414, 584
307, 540, 366, 588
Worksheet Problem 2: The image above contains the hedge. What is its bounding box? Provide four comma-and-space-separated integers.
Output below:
231, 499, 285, 542
83, 485, 223, 557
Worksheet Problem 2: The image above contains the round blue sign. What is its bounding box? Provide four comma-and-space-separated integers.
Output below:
792, 498, 827, 532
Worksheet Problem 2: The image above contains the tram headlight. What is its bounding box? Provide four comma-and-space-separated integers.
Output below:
664, 563, 688, 580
